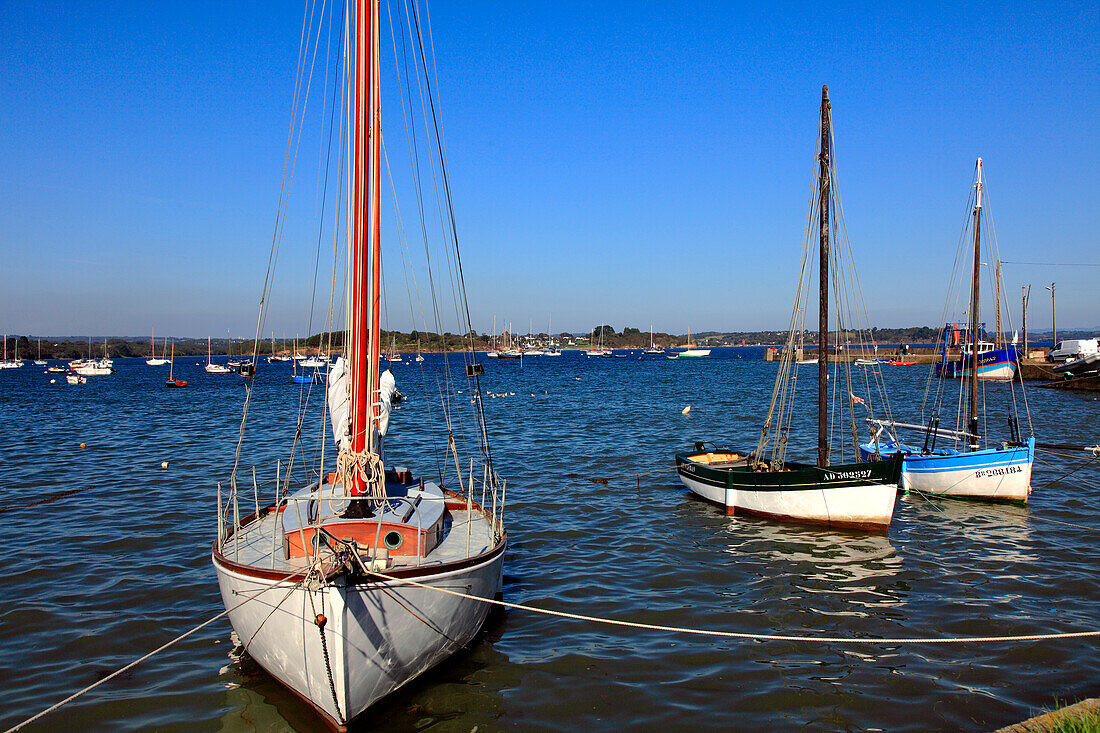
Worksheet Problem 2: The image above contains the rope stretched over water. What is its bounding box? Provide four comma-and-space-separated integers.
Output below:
587, 464, 677, 485
3, 573, 305, 733
364, 570, 1100, 645
9, 553, 1098, 733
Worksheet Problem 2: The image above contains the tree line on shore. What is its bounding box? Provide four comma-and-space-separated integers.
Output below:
4, 324, 1081, 360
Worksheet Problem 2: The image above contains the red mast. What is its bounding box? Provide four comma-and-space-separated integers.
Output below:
367, 0, 382, 456
348, 0, 381, 494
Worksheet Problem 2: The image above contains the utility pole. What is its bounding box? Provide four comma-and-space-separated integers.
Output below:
1045, 282, 1056, 347
1021, 285, 1031, 357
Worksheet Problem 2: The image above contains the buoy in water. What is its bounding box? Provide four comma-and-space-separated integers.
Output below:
80, 443, 86, 449
50, 379, 56, 384
161, 461, 169, 469
682, 405, 691, 415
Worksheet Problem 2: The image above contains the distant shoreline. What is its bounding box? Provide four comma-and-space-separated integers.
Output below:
2, 328, 1083, 361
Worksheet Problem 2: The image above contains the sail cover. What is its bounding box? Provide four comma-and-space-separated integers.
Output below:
328, 357, 397, 450
328, 357, 350, 450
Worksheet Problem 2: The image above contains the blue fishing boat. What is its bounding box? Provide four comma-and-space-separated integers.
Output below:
934, 322, 1019, 381
861, 159, 1033, 503
861, 422, 1033, 503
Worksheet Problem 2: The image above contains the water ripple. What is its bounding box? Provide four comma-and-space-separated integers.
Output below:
1, 350, 1097, 731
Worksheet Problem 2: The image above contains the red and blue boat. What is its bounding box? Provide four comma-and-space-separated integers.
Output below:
935, 322, 1019, 381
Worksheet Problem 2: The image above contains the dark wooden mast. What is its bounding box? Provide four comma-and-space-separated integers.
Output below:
817, 85, 831, 468
967, 158, 983, 445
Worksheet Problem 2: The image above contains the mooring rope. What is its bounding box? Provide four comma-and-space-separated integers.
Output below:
4, 573, 305, 733
587, 464, 677, 485
364, 570, 1100, 645
10, 548, 1098, 733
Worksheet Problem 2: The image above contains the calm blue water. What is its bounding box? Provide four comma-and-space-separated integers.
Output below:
2, 349, 1098, 731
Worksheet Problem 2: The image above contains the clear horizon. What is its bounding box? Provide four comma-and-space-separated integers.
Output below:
2, 2, 1097, 336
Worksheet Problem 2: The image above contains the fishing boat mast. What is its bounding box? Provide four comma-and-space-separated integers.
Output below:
967, 158, 983, 444
817, 85, 831, 468
347, 0, 383, 496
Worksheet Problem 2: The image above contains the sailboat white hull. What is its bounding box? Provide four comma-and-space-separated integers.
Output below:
677, 471, 896, 528
213, 550, 504, 728
859, 439, 1034, 503
146, 359, 168, 366
75, 364, 113, 375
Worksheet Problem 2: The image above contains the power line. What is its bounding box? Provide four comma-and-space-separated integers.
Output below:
1001, 261, 1100, 267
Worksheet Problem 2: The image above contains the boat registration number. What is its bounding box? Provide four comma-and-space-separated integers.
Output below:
824, 469, 871, 481
974, 465, 1023, 479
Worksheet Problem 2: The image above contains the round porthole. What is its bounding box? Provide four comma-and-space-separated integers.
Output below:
384, 531, 403, 550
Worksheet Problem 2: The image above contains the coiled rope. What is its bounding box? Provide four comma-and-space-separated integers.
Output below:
335, 448, 385, 498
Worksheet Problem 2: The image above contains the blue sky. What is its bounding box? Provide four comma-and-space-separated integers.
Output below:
1, 1, 1097, 338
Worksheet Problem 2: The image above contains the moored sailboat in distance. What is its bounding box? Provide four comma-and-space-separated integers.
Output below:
0, 335, 22, 369
677, 86, 900, 529
74, 338, 114, 376
643, 324, 664, 355
585, 325, 612, 357
146, 329, 168, 365
268, 332, 291, 362
34, 338, 47, 366
211, 1, 507, 727
165, 341, 187, 388
205, 336, 232, 374
861, 159, 1033, 502
675, 327, 710, 357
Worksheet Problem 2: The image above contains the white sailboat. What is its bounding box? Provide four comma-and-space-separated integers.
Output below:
146, 329, 168, 365
212, 3, 507, 727
34, 338, 47, 365
268, 332, 291, 362
0, 335, 22, 369
383, 334, 403, 363
643, 324, 664, 354
543, 315, 562, 356
74, 338, 114, 375
676, 327, 710, 357
300, 339, 326, 368
205, 336, 232, 374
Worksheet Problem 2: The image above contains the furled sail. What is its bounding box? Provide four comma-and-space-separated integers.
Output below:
328, 357, 350, 450
328, 357, 397, 450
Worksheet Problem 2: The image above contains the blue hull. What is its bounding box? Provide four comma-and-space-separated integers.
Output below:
936, 347, 1019, 380
859, 438, 1033, 502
